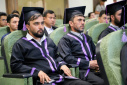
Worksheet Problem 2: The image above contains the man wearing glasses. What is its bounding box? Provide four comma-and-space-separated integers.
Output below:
0, 12, 7, 27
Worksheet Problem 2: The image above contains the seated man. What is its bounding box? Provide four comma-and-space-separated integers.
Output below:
11, 7, 91, 85
88, 12, 96, 19
120, 4, 127, 85
11, 10, 20, 16
95, 0, 106, 15
0, 12, 7, 27
58, 6, 104, 85
98, 1, 126, 40
43, 10, 57, 36
1, 14, 19, 43
98, 10, 110, 23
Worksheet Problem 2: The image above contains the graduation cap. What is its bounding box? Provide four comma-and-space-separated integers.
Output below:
105, 1, 126, 23
18, 7, 44, 31
106, 1, 126, 16
101, 0, 107, 2
63, 6, 86, 32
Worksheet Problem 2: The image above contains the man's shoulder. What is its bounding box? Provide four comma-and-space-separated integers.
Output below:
103, 26, 115, 32
52, 26, 58, 30
14, 37, 28, 45
58, 33, 73, 43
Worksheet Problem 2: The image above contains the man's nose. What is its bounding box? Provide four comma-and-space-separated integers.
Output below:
39, 24, 44, 29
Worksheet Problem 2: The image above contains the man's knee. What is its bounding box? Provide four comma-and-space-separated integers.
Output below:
97, 78, 104, 85
75, 79, 92, 85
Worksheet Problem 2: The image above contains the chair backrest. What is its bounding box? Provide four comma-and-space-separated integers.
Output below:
87, 23, 110, 45
55, 19, 63, 27
96, 29, 126, 85
0, 26, 10, 57
84, 20, 99, 32
85, 18, 98, 23
3, 30, 27, 73
50, 24, 70, 45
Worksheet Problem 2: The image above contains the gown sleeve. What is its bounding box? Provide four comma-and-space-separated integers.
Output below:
58, 37, 89, 70
49, 38, 67, 71
98, 29, 110, 40
10, 41, 40, 78
120, 43, 127, 85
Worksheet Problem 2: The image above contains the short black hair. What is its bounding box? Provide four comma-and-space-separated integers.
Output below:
0, 12, 7, 18
43, 10, 56, 17
7, 14, 19, 23
99, 10, 106, 17
88, 12, 94, 18
11, 10, 19, 15
27, 13, 42, 25
101, 0, 107, 2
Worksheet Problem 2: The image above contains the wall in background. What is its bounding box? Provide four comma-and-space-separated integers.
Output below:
0, 0, 123, 16
0, 0, 6, 13
18, 0, 43, 14
68, 0, 93, 16
44, 0, 65, 19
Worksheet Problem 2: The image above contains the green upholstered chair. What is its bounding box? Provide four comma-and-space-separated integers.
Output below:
50, 24, 70, 45
84, 16, 89, 21
0, 26, 10, 77
0, 30, 33, 85
87, 23, 110, 45
55, 19, 63, 27
84, 20, 99, 33
0, 26, 10, 57
50, 24, 79, 78
96, 29, 127, 85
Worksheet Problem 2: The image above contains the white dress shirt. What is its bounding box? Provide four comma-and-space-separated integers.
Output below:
26, 32, 46, 45
44, 26, 54, 34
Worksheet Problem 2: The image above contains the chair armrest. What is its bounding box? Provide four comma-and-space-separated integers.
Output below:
3, 73, 32, 78
67, 64, 79, 78
0, 57, 4, 59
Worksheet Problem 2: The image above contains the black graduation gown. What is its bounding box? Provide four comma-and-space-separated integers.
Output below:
11, 37, 67, 83
44, 26, 57, 37
98, 26, 117, 40
120, 43, 127, 85
58, 32, 96, 70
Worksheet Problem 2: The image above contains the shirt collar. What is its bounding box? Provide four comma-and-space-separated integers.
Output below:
110, 23, 120, 30
26, 32, 46, 45
70, 31, 83, 40
44, 25, 54, 34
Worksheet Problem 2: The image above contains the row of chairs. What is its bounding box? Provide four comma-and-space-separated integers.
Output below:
50, 21, 126, 85
0, 25, 78, 84
0, 20, 126, 85
86, 20, 126, 85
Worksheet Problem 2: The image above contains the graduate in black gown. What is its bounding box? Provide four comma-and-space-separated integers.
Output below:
98, 1, 126, 40
120, 4, 127, 85
10, 7, 91, 85
57, 6, 104, 85
43, 10, 57, 36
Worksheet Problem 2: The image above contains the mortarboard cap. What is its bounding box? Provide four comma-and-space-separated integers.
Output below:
101, 0, 107, 2
63, 6, 86, 24
18, 7, 44, 30
119, 5, 127, 27
106, 1, 126, 15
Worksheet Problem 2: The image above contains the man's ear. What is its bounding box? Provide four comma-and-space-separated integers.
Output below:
7, 23, 10, 27
43, 17, 46, 21
111, 15, 114, 21
98, 17, 101, 21
26, 24, 30, 31
69, 21, 73, 27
